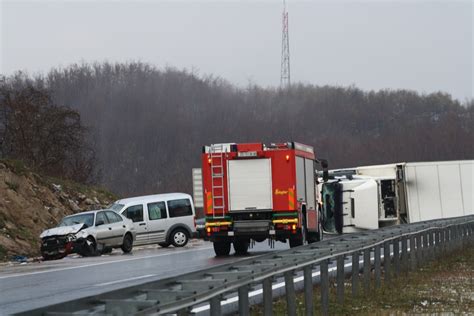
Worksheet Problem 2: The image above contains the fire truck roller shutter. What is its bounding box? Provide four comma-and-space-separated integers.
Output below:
296, 157, 306, 204
297, 157, 317, 231
296, 157, 317, 209
228, 159, 273, 211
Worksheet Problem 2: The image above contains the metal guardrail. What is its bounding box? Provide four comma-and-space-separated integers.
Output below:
19, 215, 474, 316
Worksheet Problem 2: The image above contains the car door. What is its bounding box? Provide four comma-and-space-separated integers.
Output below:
105, 211, 126, 246
121, 204, 148, 245
95, 211, 113, 245
146, 201, 168, 243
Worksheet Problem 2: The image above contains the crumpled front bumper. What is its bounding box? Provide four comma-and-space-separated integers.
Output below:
40, 237, 75, 257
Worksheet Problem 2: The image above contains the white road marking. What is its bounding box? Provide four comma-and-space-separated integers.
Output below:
0, 246, 213, 280
94, 274, 156, 287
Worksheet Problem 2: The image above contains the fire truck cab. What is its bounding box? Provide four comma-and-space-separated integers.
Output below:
201, 142, 322, 256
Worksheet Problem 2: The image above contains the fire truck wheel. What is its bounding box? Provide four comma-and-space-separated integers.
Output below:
233, 240, 249, 255
213, 241, 231, 256
289, 237, 303, 248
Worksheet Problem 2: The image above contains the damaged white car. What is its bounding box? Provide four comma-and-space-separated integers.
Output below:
40, 210, 136, 260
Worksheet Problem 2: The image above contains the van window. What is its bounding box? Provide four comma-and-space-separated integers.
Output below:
148, 202, 167, 220
123, 205, 144, 222
167, 199, 193, 218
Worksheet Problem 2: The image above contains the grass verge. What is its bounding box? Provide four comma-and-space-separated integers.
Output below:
250, 247, 474, 315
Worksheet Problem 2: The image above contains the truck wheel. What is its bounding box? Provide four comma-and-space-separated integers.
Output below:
171, 229, 189, 247
233, 240, 249, 255
121, 233, 133, 253
213, 241, 231, 256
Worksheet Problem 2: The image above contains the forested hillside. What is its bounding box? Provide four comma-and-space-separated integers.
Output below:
3, 62, 473, 195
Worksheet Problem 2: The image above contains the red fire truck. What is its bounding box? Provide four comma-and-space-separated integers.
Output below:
201, 142, 324, 256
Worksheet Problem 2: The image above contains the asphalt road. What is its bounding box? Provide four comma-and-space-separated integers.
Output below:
0, 239, 289, 315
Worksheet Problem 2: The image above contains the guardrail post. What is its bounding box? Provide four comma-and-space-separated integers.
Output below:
416, 234, 422, 266
462, 225, 467, 248
401, 236, 408, 275
409, 235, 417, 271
363, 248, 371, 293
452, 226, 456, 250
429, 231, 435, 260
383, 241, 391, 284
303, 266, 313, 316
336, 255, 345, 305
423, 232, 431, 261
456, 225, 460, 250
374, 244, 381, 288
210, 296, 221, 316
263, 277, 273, 316
238, 285, 250, 316
285, 271, 297, 316
320, 260, 329, 316
393, 237, 400, 277
448, 226, 454, 252
442, 229, 448, 254
351, 251, 359, 297
435, 230, 442, 257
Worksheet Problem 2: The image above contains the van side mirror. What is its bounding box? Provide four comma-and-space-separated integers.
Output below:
96, 220, 105, 226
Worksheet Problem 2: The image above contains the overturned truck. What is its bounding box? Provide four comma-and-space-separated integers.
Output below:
320, 160, 473, 234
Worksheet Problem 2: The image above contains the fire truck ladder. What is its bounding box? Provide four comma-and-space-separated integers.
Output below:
210, 144, 225, 218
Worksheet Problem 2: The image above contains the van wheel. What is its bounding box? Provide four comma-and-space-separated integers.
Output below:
158, 242, 170, 248
121, 233, 133, 253
213, 241, 231, 256
171, 229, 189, 247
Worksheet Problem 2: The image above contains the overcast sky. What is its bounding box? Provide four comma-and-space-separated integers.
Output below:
1, 0, 472, 101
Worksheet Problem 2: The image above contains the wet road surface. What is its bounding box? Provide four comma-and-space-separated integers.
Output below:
0, 239, 289, 315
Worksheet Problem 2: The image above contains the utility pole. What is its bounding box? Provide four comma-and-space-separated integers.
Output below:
280, 0, 291, 88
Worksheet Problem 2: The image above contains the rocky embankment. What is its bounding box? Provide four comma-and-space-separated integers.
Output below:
0, 160, 116, 260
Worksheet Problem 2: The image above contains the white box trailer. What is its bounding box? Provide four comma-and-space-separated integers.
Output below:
320, 160, 473, 233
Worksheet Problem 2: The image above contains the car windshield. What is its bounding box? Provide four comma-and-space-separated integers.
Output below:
59, 214, 94, 228
107, 203, 125, 212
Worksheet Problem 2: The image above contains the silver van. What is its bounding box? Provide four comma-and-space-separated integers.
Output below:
109, 193, 196, 247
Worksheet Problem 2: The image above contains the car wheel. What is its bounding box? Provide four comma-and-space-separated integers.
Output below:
80, 236, 97, 257
158, 242, 170, 248
213, 241, 231, 256
121, 233, 133, 253
233, 239, 249, 255
171, 229, 189, 247
42, 253, 64, 261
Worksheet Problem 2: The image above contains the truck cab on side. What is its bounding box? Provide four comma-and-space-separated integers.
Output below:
109, 193, 196, 248
320, 160, 473, 234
